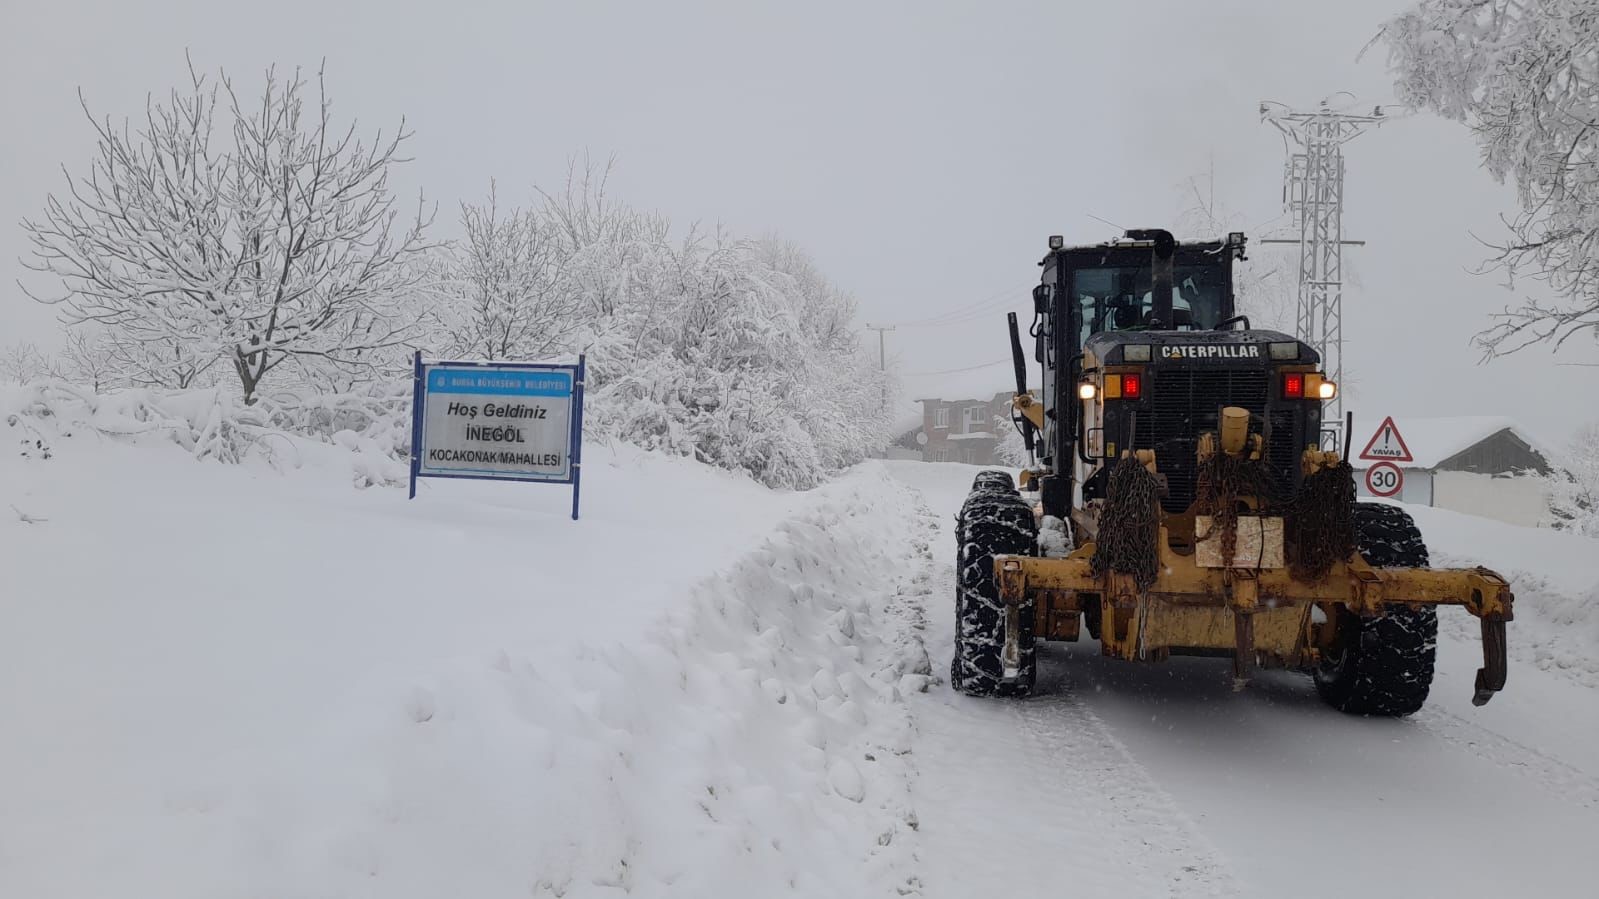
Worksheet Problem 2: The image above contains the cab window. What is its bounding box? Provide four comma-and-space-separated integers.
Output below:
1072, 263, 1226, 343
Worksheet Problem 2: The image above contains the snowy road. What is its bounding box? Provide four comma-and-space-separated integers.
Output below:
887, 461, 1599, 898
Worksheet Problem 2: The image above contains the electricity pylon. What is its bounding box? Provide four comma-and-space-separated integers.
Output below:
1260, 98, 1390, 450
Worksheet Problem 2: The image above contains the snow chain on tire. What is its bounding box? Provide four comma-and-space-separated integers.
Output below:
1313, 502, 1438, 717
952, 484, 1039, 696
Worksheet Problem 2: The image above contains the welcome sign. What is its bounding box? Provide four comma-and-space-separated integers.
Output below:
408, 354, 586, 519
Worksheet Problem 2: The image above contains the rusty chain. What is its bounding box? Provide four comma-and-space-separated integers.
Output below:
1090, 455, 1162, 591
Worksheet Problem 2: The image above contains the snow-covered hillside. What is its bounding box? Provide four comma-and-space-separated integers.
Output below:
4, 422, 1597, 898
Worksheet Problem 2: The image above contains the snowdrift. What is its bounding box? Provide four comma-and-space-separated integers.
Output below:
2, 400, 931, 897
1405, 502, 1599, 688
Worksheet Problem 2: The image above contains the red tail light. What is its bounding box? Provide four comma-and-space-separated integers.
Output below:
1283, 372, 1304, 399
1122, 373, 1142, 399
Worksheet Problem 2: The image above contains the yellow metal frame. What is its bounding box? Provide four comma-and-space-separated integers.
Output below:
995, 530, 1514, 703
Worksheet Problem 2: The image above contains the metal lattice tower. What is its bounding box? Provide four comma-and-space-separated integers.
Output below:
1260, 99, 1385, 449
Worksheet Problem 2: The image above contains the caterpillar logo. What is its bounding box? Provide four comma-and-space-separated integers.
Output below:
1160, 345, 1261, 360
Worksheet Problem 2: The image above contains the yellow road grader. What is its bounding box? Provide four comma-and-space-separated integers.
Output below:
953, 229, 1512, 715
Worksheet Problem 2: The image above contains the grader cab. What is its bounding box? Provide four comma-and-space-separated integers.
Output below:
952, 229, 1512, 716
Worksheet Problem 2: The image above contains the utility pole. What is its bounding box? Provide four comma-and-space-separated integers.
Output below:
1260, 98, 1387, 451
866, 324, 895, 412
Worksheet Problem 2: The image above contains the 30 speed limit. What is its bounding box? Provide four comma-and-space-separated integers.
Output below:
1365, 461, 1404, 498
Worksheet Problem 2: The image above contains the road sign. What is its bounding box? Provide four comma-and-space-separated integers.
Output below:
1359, 415, 1414, 463
408, 353, 586, 519
1365, 461, 1403, 498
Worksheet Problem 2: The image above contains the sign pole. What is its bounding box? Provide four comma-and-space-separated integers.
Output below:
571, 353, 586, 521
409, 350, 424, 500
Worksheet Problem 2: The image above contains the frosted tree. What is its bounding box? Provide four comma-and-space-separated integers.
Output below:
0, 342, 62, 383
1541, 422, 1599, 537
100, 330, 219, 390
21, 60, 432, 403
58, 330, 121, 393
439, 183, 582, 361
991, 417, 1029, 467
1383, 1, 1599, 356
1173, 174, 1297, 332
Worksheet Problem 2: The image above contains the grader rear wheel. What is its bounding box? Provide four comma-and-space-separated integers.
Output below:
951, 487, 1039, 696
1314, 503, 1439, 717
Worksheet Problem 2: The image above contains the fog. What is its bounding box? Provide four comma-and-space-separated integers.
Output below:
4, 0, 1593, 442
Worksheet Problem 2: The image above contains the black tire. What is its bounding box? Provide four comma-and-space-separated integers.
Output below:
1314, 502, 1438, 717
956, 470, 1019, 550
952, 489, 1039, 696
970, 469, 1017, 495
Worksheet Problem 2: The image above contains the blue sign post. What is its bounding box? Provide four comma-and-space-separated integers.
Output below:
408, 353, 586, 520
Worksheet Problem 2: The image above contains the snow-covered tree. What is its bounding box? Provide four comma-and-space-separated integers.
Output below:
100, 330, 219, 390
1172, 174, 1297, 333
1541, 421, 1599, 537
438, 183, 581, 361
0, 341, 63, 383
21, 59, 432, 403
522, 162, 891, 488
991, 416, 1029, 467
57, 330, 120, 393
1383, 0, 1599, 356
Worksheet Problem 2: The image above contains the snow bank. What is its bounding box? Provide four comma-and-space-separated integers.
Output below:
1, 418, 930, 897
222, 475, 932, 898
3, 381, 410, 486
1403, 501, 1599, 688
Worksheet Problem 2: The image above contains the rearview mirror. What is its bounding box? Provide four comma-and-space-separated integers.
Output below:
1032, 284, 1052, 314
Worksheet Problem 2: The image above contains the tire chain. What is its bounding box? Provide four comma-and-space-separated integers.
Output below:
1090, 456, 1162, 592
1285, 461, 1357, 580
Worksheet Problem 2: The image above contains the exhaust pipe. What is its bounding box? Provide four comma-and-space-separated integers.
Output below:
1126, 229, 1176, 327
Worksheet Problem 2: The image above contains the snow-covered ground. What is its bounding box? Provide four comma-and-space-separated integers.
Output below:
2, 420, 932, 897
4, 422, 1596, 897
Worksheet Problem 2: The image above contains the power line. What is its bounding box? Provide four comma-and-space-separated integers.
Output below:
888, 278, 1036, 329
901, 358, 1011, 377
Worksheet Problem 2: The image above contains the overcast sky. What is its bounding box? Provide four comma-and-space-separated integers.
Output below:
3, 0, 1595, 444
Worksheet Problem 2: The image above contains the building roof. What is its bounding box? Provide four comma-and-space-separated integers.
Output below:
1352, 415, 1549, 470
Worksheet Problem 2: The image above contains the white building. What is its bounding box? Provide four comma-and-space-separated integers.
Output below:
1353, 416, 1551, 527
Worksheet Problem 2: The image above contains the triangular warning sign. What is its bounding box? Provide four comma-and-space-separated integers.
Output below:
1359, 416, 1414, 463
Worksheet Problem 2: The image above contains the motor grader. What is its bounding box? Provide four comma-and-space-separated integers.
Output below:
952, 229, 1512, 716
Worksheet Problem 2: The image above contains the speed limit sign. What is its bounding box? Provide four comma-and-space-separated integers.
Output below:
1365, 461, 1403, 498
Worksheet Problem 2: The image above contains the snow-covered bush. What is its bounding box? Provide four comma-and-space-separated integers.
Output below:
506, 165, 891, 489
4, 381, 409, 486
1, 342, 63, 384
992, 414, 1029, 467
1383, 1, 1599, 355
1541, 422, 1599, 537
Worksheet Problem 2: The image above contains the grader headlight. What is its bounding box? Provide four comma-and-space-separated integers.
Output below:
1305, 372, 1337, 400
1078, 382, 1097, 401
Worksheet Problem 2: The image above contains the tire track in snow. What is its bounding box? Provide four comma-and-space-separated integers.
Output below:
901, 499, 1238, 898
1414, 708, 1599, 810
